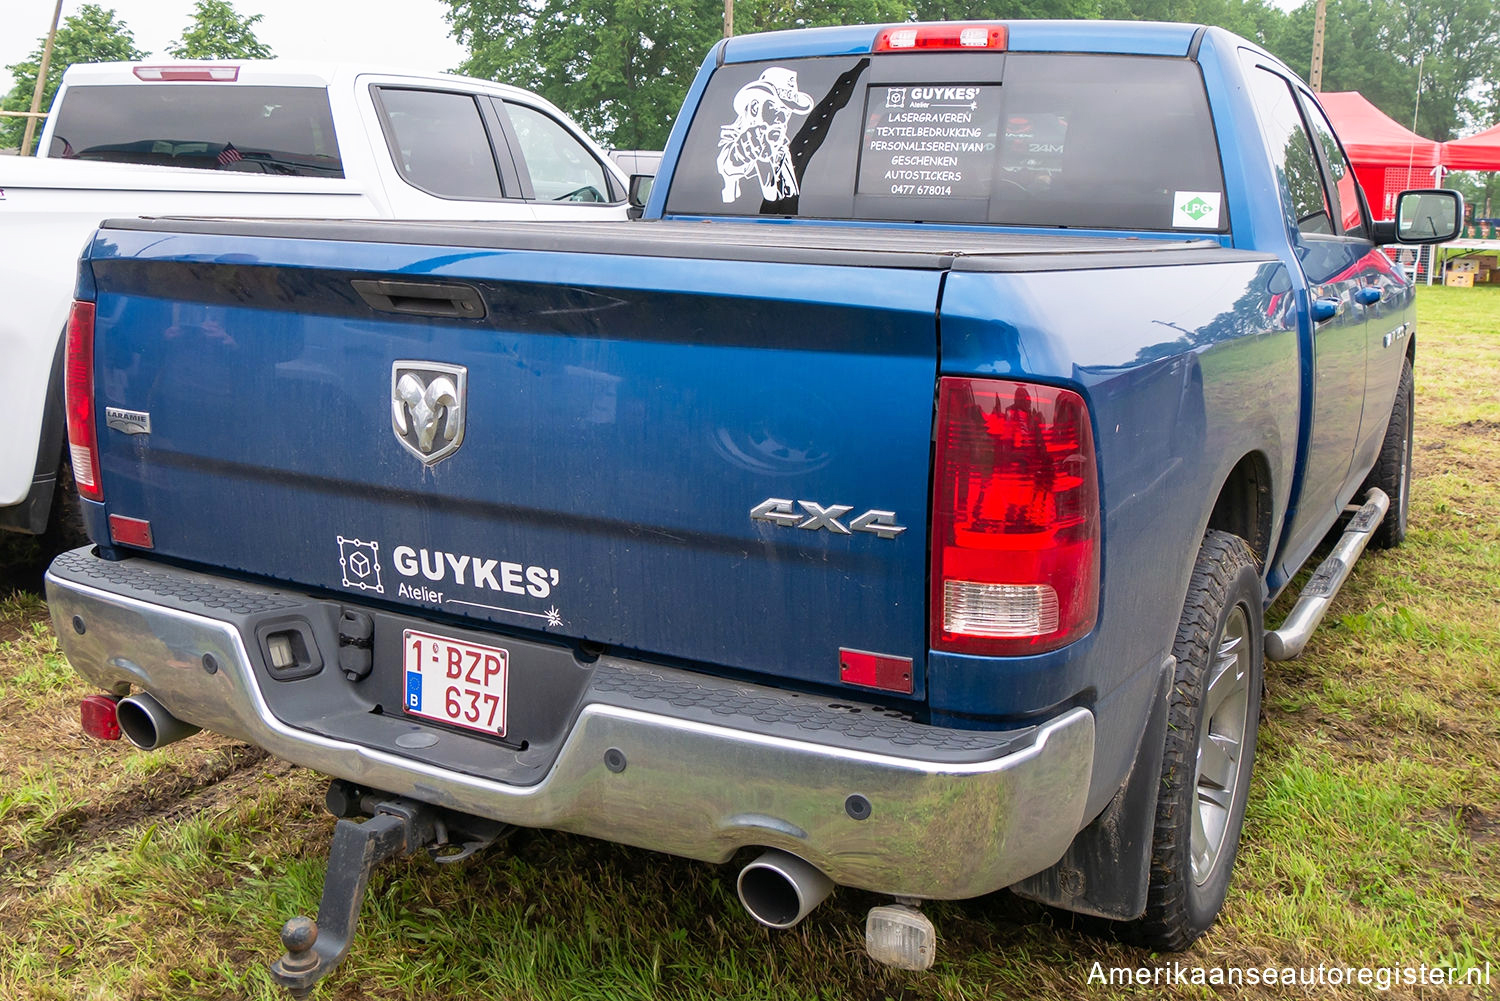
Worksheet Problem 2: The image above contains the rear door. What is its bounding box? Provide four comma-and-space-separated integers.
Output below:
363, 80, 537, 220
1298, 91, 1414, 474
1240, 58, 1369, 542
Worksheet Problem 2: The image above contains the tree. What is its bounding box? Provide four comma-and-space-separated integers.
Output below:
166, 0, 275, 60
446, 0, 715, 151
1265, 0, 1500, 141
446, 0, 915, 150
1, 5, 146, 153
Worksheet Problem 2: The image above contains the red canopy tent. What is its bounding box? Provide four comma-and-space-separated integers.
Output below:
1317, 91, 1445, 219
1441, 123, 1500, 172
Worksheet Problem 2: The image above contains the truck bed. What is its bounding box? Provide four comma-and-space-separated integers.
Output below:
101, 216, 1250, 271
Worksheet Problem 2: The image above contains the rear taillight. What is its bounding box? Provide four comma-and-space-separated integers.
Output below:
874, 24, 1008, 52
931, 377, 1099, 656
65, 300, 102, 502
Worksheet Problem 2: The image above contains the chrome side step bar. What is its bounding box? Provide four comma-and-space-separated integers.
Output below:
1265, 488, 1389, 661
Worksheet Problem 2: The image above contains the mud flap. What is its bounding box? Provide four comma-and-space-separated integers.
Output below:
1009, 658, 1174, 920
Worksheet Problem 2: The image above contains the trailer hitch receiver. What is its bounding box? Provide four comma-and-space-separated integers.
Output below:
269, 790, 506, 997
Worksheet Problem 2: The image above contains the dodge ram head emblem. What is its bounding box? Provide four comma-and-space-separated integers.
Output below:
391, 361, 467, 465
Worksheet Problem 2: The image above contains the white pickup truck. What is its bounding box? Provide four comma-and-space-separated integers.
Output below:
0, 60, 628, 566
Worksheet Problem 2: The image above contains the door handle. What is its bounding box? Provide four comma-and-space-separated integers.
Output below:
1353, 286, 1382, 306
1310, 297, 1341, 323
352, 279, 487, 320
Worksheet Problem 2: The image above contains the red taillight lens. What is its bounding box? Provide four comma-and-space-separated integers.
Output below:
874, 24, 1007, 52
65, 300, 102, 502
931, 377, 1099, 656
80, 694, 122, 741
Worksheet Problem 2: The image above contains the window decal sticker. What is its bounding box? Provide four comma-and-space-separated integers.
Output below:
1173, 191, 1223, 228
717, 67, 815, 203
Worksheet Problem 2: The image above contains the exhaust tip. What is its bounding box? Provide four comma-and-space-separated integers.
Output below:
737, 849, 833, 930
117, 692, 200, 750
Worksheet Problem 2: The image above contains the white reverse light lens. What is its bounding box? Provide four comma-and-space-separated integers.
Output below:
69, 443, 95, 488
865, 905, 936, 971
943, 580, 1059, 637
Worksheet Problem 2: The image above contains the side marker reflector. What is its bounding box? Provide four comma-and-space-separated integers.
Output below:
108, 515, 154, 549
839, 648, 914, 694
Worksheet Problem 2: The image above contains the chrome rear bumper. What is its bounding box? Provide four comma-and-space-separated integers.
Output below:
47, 550, 1094, 900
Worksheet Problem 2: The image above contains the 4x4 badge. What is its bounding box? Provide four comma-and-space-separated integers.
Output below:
750, 498, 906, 539
391, 361, 467, 465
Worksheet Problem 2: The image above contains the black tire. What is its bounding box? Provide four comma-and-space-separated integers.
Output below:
1359, 357, 1413, 550
40, 456, 90, 554
1122, 530, 1263, 951
0, 455, 89, 595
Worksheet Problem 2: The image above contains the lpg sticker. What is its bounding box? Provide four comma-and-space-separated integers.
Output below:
717, 67, 814, 203
337, 536, 385, 594
1173, 191, 1222, 229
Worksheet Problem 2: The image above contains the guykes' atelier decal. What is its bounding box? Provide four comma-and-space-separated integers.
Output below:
717, 67, 814, 203
335, 535, 563, 627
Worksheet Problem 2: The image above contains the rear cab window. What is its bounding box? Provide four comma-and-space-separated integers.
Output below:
665, 52, 1226, 232
48, 84, 342, 176
374, 87, 509, 199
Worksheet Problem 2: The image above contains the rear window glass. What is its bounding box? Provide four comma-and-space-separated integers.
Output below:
377, 88, 503, 199
48, 84, 343, 177
665, 53, 1226, 232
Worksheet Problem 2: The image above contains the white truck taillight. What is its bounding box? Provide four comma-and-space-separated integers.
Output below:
931, 376, 1099, 656
65, 300, 102, 502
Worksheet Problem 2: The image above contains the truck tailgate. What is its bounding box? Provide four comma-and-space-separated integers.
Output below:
86, 220, 953, 696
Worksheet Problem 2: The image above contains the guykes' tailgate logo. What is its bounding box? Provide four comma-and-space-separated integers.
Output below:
392, 361, 466, 465
335, 534, 564, 628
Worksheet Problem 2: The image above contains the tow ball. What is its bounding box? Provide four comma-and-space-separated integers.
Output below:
269, 781, 508, 998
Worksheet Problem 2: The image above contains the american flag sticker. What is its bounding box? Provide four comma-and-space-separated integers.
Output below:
217, 142, 243, 166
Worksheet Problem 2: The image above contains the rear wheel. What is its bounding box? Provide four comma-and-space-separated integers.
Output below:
1123, 530, 1263, 950
1360, 357, 1413, 550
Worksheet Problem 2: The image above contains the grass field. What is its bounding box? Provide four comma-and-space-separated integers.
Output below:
1, 286, 1496, 1000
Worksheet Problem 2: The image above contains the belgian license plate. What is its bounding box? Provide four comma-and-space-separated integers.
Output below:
403, 629, 508, 737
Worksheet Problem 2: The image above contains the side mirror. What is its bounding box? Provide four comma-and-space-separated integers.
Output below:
627, 173, 654, 220
1374, 189, 1464, 245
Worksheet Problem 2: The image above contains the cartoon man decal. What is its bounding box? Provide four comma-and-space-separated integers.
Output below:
717, 67, 815, 203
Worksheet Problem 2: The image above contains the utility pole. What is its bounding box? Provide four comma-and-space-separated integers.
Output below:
22, 0, 66, 155
1309, 0, 1327, 91
724, 0, 733, 38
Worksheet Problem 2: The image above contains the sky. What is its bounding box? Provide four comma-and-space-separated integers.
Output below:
1, 0, 469, 96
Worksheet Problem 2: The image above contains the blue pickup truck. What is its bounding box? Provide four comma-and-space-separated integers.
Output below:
47, 19, 1459, 990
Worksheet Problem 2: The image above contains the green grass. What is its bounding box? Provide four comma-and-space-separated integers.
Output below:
0, 287, 1496, 999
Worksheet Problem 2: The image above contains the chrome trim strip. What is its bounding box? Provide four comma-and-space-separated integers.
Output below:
47, 570, 1095, 899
